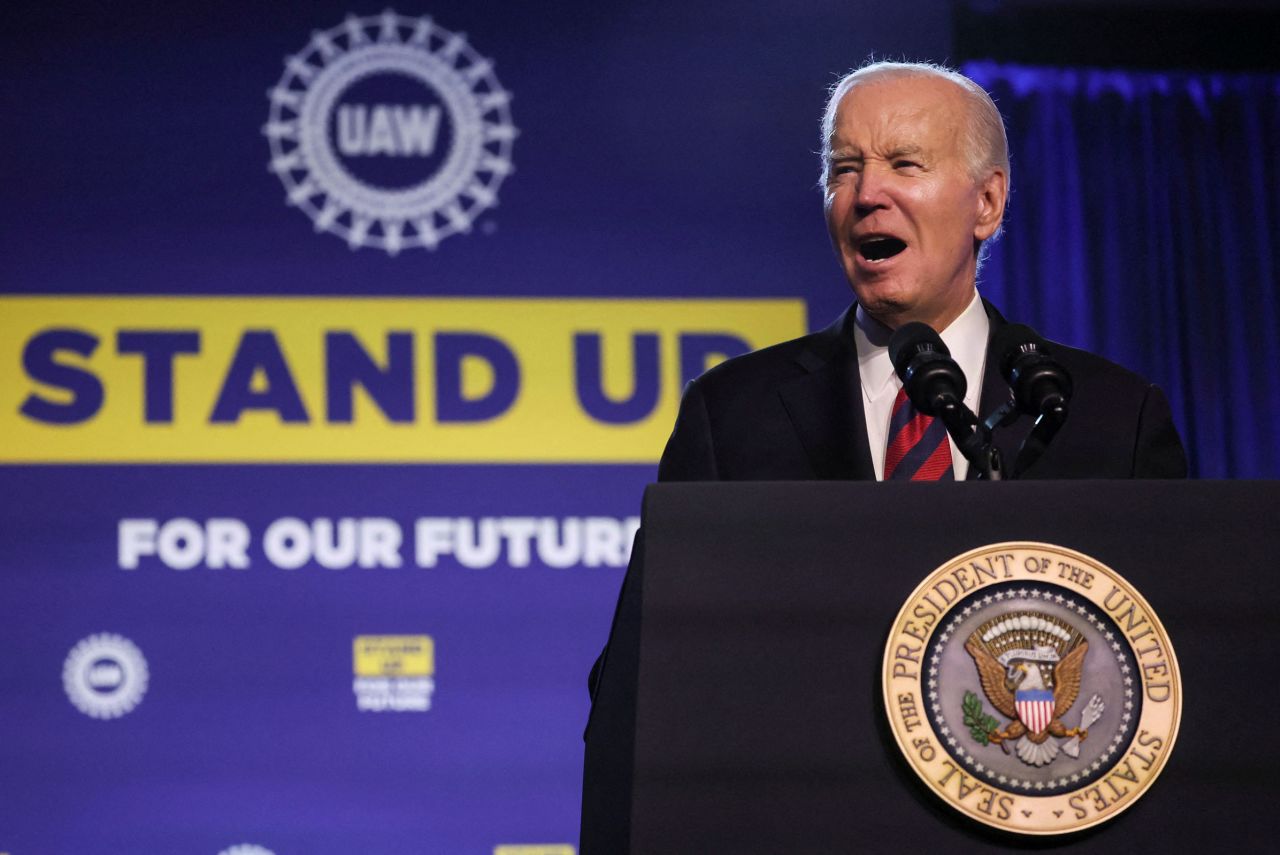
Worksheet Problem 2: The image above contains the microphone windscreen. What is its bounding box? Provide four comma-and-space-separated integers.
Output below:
888, 322, 948, 380
992, 323, 1049, 379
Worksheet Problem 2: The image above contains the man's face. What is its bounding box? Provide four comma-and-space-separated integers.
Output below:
824, 76, 1006, 331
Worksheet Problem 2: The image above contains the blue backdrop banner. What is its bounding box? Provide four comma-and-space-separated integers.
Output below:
4, 3, 942, 852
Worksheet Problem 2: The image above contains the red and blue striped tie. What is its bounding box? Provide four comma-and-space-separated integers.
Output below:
884, 387, 955, 481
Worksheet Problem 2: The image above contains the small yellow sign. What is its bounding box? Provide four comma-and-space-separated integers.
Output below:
353, 635, 434, 677
494, 847, 575, 855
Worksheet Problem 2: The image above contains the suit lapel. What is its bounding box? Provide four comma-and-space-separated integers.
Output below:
778, 308, 876, 480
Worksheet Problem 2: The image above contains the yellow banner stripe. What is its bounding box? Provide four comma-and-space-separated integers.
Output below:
0, 296, 806, 462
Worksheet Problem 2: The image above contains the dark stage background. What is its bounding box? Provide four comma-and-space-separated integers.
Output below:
1, 1, 1276, 853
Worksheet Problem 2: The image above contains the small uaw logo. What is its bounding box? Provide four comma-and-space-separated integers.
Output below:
265, 10, 517, 254
216, 846, 275, 855
883, 543, 1181, 835
63, 633, 149, 719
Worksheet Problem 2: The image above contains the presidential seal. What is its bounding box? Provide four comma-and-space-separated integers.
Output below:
882, 543, 1180, 835
265, 10, 517, 254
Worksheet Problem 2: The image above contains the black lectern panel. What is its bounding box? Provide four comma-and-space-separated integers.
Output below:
582, 481, 1279, 852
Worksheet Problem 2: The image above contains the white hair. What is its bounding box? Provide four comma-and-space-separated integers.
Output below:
820, 61, 1010, 184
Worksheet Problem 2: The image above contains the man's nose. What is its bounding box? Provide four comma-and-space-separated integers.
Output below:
854, 167, 891, 214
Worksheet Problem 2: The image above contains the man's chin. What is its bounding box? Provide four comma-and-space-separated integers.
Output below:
850, 288, 913, 329
860, 306, 912, 330
850, 276, 976, 332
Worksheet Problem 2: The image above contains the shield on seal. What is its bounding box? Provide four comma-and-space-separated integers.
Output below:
1016, 689, 1055, 735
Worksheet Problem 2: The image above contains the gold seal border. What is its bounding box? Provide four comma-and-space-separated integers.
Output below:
881, 541, 1181, 836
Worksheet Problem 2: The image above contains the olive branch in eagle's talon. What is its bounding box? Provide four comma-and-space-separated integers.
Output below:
962, 690, 1001, 746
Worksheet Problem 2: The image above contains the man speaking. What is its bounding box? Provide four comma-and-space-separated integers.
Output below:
658, 61, 1187, 481
583, 63, 1189, 852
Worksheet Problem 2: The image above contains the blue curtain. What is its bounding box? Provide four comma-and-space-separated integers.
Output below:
962, 61, 1280, 478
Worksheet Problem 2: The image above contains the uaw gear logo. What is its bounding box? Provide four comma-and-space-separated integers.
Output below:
63, 633, 150, 719
265, 10, 517, 254
883, 543, 1180, 835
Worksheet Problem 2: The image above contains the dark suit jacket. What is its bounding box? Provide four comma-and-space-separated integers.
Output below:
657, 301, 1188, 481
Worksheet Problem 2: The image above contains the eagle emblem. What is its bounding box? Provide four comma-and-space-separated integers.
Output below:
963, 611, 1104, 766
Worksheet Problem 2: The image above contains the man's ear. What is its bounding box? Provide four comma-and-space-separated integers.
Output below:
974, 168, 1008, 241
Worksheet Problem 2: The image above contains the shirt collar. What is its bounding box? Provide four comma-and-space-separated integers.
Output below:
853, 291, 988, 401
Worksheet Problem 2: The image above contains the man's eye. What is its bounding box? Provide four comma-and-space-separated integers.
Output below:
894, 159, 921, 169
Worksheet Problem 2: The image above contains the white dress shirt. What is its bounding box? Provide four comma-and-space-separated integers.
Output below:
853, 291, 990, 480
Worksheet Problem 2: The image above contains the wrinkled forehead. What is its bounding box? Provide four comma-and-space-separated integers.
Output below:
827, 77, 968, 154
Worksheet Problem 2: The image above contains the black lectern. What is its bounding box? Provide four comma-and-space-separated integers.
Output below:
582, 480, 1279, 852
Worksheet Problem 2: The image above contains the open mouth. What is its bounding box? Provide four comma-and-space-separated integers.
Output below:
858, 237, 907, 262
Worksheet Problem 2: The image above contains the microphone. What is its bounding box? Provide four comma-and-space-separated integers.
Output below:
993, 324, 1073, 422
888, 322, 967, 416
889, 321, 1006, 479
